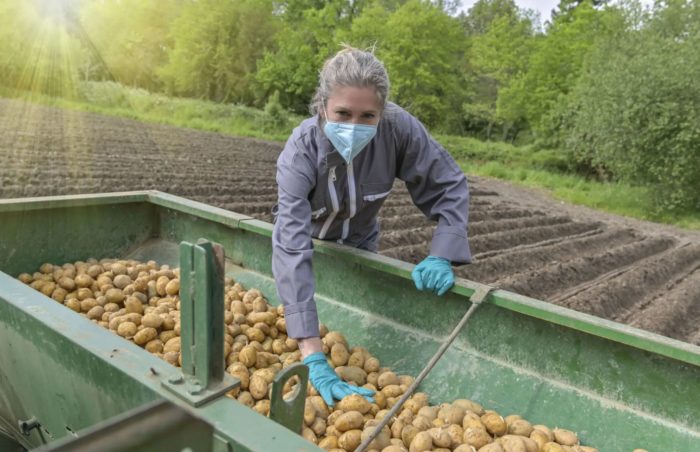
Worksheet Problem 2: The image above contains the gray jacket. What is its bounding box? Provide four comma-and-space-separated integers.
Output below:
272, 103, 471, 339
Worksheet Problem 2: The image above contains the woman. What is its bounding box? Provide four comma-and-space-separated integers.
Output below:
272, 47, 471, 407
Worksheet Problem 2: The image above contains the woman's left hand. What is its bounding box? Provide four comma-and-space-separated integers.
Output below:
411, 256, 455, 296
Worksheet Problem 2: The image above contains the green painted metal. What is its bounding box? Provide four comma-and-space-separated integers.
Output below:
0, 192, 698, 452
37, 400, 213, 452
269, 363, 309, 434
162, 240, 239, 407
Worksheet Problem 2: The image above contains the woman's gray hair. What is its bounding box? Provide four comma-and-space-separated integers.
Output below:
310, 46, 390, 116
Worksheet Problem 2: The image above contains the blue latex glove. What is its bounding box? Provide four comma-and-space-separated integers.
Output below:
412, 256, 455, 296
303, 352, 375, 407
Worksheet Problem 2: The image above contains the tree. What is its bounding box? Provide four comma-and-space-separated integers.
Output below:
80, 0, 182, 91
497, 1, 623, 136
460, 0, 537, 139
556, 0, 700, 213
380, 0, 469, 131
255, 2, 349, 113
159, 0, 278, 104
0, 0, 85, 97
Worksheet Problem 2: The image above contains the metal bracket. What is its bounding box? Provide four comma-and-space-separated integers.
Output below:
269, 363, 309, 433
18, 417, 40, 436
468, 284, 494, 305
162, 239, 239, 407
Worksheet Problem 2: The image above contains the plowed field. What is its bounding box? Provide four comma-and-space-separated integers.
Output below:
2, 98, 699, 345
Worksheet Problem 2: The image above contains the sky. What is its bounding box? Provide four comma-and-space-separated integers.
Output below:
459, 0, 655, 24
460, 0, 560, 22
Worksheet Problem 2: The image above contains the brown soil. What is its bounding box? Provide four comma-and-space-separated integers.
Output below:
1, 98, 698, 344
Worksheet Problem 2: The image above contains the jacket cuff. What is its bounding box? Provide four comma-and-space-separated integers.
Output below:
430, 225, 472, 265
284, 300, 320, 339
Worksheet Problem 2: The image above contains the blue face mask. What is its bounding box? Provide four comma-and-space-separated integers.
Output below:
323, 120, 377, 163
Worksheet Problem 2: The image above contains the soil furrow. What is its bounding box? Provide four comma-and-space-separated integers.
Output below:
455, 229, 639, 284
498, 236, 676, 301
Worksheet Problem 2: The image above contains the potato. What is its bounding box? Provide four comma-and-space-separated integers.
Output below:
239, 345, 257, 367
532, 425, 553, 441
335, 366, 367, 386
105, 288, 125, 304
117, 321, 137, 338
40, 282, 56, 297
86, 305, 105, 320
165, 279, 180, 296
20, 258, 602, 452
335, 411, 364, 432
438, 404, 466, 425
364, 356, 380, 373
124, 296, 144, 314
65, 298, 81, 313
337, 394, 372, 414
408, 431, 432, 452
444, 423, 464, 448
164, 337, 181, 353
248, 374, 268, 400
361, 424, 391, 450
530, 430, 549, 449
318, 436, 338, 450
112, 274, 131, 290
134, 327, 157, 345
478, 443, 505, 452
74, 274, 94, 288
338, 429, 362, 451
552, 428, 578, 446
381, 384, 403, 398
463, 427, 492, 449
245, 327, 265, 343
330, 343, 350, 367
508, 419, 533, 437
377, 371, 400, 389
141, 313, 163, 329
411, 416, 432, 431
382, 445, 408, 452
542, 443, 565, 452
428, 427, 452, 448
145, 339, 164, 354
309, 395, 330, 420
57, 276, 76, 291
401, 424, 420, 448
500, 435, 527, 452
323, 331, 347, 348
454, 445, 477, 452
520, 437, 539, 452
481, 412, 507, 436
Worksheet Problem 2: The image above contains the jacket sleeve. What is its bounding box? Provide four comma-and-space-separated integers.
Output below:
272, 131, 320, 339
396, 112, 472, 265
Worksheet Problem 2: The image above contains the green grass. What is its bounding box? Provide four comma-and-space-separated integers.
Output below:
0, 81, 303, 142
2, 82, 698, 230
445, 141, 700, 230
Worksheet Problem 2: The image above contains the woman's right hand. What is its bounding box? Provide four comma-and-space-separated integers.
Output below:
302, 351, 375, 407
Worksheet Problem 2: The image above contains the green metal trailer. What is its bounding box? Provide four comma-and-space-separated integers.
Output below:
0, 191, 698, 451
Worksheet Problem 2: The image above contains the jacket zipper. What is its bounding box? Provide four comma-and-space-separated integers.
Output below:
318, 166, 338, 239
341, 161, 357, 242
363, 189, 392, 202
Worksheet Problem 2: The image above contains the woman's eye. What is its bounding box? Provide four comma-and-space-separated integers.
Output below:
363, 113, 375, 119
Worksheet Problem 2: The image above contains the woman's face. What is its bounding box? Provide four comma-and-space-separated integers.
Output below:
325, 85, 382, 126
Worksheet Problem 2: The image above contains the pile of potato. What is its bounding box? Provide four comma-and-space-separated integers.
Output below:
18, 258, 645, 452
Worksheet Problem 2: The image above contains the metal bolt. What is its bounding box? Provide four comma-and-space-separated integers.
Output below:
188, 382, 203, 395
168, 375, 184, 385
18, 417, 39, 436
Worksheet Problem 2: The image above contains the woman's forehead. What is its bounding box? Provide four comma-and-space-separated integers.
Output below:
328, 86, 381, 111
